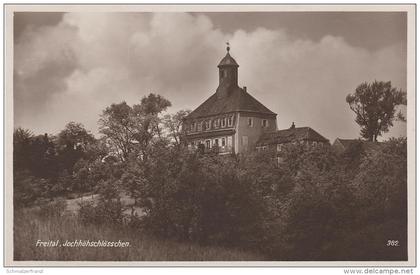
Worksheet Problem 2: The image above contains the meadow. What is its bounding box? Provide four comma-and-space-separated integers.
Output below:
14, 207, 265, 261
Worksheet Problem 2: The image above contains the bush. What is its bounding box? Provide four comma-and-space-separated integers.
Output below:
137, 149, 273, 249
78, 198, 125, 226
78, 178, 126, 226
14, 170, 48, 208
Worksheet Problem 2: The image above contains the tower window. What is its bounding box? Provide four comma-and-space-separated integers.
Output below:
248, 118, 253, 127
262, 119, 268, 128
223, 70, 228, 78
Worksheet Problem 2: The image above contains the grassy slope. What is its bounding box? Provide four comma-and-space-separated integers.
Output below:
14, 209, 265, 261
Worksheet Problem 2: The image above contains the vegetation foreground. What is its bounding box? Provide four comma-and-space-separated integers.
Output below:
13, 91, 408, 261
14, 208, 264, 261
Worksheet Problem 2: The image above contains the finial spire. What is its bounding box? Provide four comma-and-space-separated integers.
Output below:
226, 42, 230, 53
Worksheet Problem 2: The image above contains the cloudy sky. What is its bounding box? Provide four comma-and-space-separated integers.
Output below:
14, 12, 407, 141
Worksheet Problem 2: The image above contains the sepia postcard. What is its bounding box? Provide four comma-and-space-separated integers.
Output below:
3, 4, 416, 267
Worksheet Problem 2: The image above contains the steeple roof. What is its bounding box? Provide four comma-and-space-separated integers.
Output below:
218, 52, 239, 67
186, 44, 275, 120
218, 43, 239, 67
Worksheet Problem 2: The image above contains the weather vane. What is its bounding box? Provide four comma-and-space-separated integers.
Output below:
226, 42, 230, 52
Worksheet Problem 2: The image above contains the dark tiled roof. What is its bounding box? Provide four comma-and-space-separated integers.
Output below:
218, 52, 239, 67
257, 127, 329, 146
186, 87, 276, 119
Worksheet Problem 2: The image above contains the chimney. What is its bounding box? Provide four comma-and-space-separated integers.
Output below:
243, 86, 247, 92
290, 122, 295, 129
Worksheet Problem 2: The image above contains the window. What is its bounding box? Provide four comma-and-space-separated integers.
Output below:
221, 138, 226, 147
277, 144, 283, 152
262, 119, 268, 127
227, 116, 233, 127
248, 118, 253, 127
221, 118, 226, 127
205, 120, 210, 130
205, 140, 211, 149
214, 119, 219, 128
223, 70, 228, 78
190, 122, 195, 131
197, 122, 202, 131
214, 139, 219, 146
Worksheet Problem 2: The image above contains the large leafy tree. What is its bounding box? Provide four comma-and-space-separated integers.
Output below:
132, 93, 172, 152
163, 109, 190, 147
57, 122, 98, 173
57, 122, 96, 150
346, 81, 406, 142
99, 101, 135, 161
99, 93, 171, 161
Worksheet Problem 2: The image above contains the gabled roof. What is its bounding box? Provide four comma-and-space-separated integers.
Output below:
218, 52, 239, 67
186, 86, 276, 119
257, 127, 329, 146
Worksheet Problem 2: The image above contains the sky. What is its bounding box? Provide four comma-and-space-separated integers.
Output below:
13, 12, 407, 142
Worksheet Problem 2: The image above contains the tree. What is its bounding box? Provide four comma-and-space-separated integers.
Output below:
57, 122, 97, 172
131, 93, 172, 154
99, 94, 171, 161
99, 102, 136, 161
13, 127, 34, 170
163, 109, 190, 147
57, 122, 95, 150
346, 81, 406, 142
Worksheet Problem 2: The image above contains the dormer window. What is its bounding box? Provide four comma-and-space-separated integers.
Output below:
227, 116, 233, 127
214, 119, 219, 128
221, 118, 226, 128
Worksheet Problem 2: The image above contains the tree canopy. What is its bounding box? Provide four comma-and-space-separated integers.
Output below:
346, 81, 406, 142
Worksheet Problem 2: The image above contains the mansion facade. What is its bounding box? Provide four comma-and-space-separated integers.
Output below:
183, 46, 328, 154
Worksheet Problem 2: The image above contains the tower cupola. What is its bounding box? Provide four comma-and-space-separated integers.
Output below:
216, 43, 239, 98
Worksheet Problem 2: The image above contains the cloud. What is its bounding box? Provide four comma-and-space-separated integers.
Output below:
14, 12, 406, 141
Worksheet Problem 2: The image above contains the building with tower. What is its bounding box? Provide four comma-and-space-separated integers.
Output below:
183, 45, 277, 154
182, 45, 329, 155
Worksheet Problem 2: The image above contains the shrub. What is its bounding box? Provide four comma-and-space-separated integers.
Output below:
140, 150, 273, 249
78, 198, 125, 226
